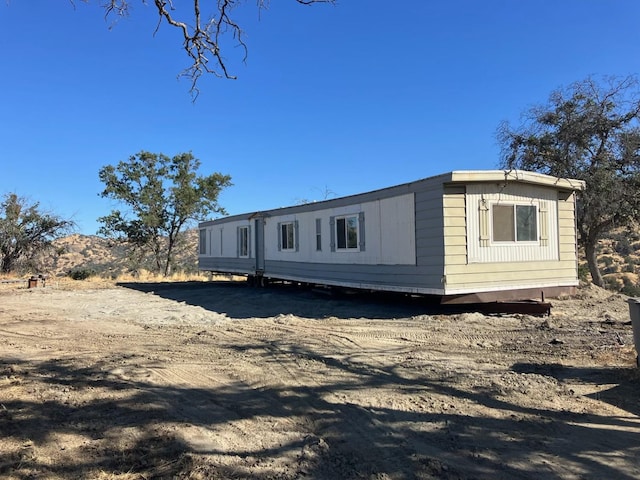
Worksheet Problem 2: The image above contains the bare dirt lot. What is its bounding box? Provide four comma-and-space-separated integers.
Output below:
1, 279, 639, 479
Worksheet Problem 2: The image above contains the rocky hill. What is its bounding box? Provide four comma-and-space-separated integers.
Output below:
590, 229, 640, 296
43, 229, 198, 278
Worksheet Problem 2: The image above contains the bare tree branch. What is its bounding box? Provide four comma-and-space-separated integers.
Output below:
95, 0, 334, 98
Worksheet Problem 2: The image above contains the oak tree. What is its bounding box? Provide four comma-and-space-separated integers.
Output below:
98, 151, 231, 276
0, 193, 75, 274
498, 76, 640, 287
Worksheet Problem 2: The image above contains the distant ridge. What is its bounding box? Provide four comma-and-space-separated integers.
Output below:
43, 229, 198, 278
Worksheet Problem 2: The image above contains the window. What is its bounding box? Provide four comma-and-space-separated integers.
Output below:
199, 229, 207, 255
492, 204, 537, 242
336, 215, 359, 250
238, 226, 249, 257
315, 218, 322, 251
280, 222, 295, 251
330, 213, 365, 252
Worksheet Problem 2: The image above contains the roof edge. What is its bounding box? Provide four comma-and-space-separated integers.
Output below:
447, 170, 585, 191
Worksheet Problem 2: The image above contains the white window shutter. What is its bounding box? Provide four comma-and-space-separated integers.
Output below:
539, 202, 548, 246
479, 201, 489, 247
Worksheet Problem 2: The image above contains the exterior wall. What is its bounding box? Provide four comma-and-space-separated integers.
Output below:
199, 176, 448, 294
442, 184, 579, 295
259, 183, 446, 293
264, 194, 416, 265
441, 185, 467, 273
465, 183, 559, 263
557, 191, 579, 268
199, 218, 255, 274
414, 182, 447, 290
199, 171, 582, 298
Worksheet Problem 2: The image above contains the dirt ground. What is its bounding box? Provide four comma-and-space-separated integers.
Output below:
1, 279, 639, 480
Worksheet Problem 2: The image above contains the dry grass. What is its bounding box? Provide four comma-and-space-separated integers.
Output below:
0, 270, 240, 293
111, 269, 211, 283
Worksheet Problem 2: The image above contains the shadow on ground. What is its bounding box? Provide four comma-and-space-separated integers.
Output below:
512, 362, 640, 417
2, 345, 640, 478
117, 280, 488, 320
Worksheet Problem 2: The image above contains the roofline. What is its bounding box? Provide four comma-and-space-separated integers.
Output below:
445, 170, 586, 191
200, 169, 585, 226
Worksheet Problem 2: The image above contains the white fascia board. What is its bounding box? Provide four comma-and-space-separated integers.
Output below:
446, 170, 585, 191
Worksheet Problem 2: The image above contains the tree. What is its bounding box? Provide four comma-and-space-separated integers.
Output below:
98, 151, 231, 276
0, 193, 75, 274
498, 75, 640, 287
95, 0, 335, 96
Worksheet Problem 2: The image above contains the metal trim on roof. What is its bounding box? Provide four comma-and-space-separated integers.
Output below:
446, 170, 585, 191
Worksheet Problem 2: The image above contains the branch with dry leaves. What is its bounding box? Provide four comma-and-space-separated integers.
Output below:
97, 0, 335, 97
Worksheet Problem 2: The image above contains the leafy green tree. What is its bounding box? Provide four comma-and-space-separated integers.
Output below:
0, 193, 75, 274
498, 76, 640, 287
98, 151, 231, 276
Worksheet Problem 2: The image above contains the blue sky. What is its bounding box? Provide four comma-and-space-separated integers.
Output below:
1, 1, 639, 235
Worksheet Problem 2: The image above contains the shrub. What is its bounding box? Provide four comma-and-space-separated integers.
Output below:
621, 283, 640, 297
601, 256, 615, 267
68, 268, 96, 280
578, 263, 590, 282
604, 276, 622, 291
614, 236, 634, 256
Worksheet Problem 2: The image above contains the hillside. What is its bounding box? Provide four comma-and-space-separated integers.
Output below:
42, 229, 199, 278
588, 229, 640, 296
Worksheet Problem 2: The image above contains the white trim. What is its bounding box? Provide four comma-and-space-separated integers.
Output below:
280, 221, 296, 251
448, 170, 585, 191
467, 184, 559, 264
490, 202, 539, 245
334, 214, 360, 251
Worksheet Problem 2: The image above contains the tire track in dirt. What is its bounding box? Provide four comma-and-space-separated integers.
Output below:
198, 322, 450, 477
2, 283, 638, 479
142, 360, 313, 470
176, 323, 396, 472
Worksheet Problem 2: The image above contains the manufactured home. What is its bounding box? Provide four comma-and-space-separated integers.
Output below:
198, 170, 585, 303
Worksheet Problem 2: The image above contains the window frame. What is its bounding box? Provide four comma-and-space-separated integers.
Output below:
335, 214, 359, 251
278, 221, 298, 252
238, 225, 250, 258
315, 218, 322, 251
199, 229, 207, 255
491, 203, 539, 244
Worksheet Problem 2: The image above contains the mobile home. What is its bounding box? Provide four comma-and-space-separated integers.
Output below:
198, 170, 585, 303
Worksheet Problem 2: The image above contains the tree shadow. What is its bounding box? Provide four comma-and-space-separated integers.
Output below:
2, 341, 640, 479
512, 362, 640, 417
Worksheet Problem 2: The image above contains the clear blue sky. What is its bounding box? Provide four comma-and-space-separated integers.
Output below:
1, 1, 639, 235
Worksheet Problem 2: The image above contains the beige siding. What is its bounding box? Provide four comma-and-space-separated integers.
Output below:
465, 184, 560, 263
442, 186, 467, 274
444, 260, 578, 293
444, 186, 579, 295
444, 236, 467, 247
445, 261, 574, 275
557, 192, 578, 265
